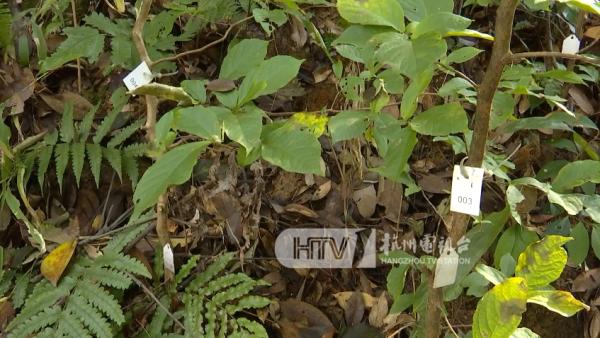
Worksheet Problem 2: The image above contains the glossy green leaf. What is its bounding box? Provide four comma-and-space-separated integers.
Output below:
539, 69, 584, 84
446, 47, 483, 64
494, 225, 539, 268
397, 0, 454, 21
219, 39, 268, 81
515, 235, 572, 288
181, 80, 207, 103
132, 142, 209, 219
337, 0, 405, 32
223, 105, 264, 151
261, 124, 323, 175
372, 127, 417, 182
475, 264, 506, 286
527, 289, 589, 317
557, 0, 600, 15
566, 222, 589, 266
552, 160, 600, 192
400, 68, 433, 119
328, 110, 371, 143
237, 56, 303, 105
412, 12, 471, 38
409, 103, 468, 136
472, 277, 528, 338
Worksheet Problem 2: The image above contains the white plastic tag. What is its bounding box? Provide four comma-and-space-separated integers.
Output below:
433, 243, 459, 288
123, 61, 153, 91
163, 243, 175, 274
562, 34, 580, 54
450, 165, 484, 216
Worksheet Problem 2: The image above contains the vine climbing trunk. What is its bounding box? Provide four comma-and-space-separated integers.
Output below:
425, 1, 520, 337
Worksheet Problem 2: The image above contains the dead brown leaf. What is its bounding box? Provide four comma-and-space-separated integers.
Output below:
284, 203, 319, 218
573, 268, 600, 292
278, 299, 335, 338
353, 185, 377, 218
40, 91, 93, 119
206, 79, 235, 92
569, 87, 595, 115
368, 293, 389, 328
584, 26, 600, 39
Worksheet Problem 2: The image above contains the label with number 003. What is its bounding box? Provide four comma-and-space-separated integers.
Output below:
450, 165, 484, 216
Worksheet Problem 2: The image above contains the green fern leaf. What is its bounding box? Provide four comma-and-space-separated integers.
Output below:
235, 318, 268, 338
225, 295, 271, 315
95, 252, 151, 278
187, 252, 235, 292
7, 306, 61, 338
37, 144, 54, 191
54, 143, 70, 192
60, 103, 74, 143
71, 142, 85, 186
103, 147, 122, 181
87, 143, 103, 187
122, 153, 139, 188
56, 309, 91, 338
94, 87, 127, 144
123, 142, 150, 157
70, 293, 112, 338
39, 26, 105, 72
79, 104, 99, 141
176, 255, 200, 285
12, 273, 29, 309
107, 118, 144, 147
103, 217, 153, 253
86, 266, 132, 289
77, 282, 125, 324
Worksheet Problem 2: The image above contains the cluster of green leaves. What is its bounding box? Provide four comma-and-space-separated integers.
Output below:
36, 87, 147, 191
5, 226, 151, 338
142, 252, 270, 338
472, 235, 588, 338
39, 0, 243, 73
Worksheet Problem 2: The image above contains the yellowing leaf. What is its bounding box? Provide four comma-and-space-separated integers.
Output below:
41, 240, 77, 286
113, 0, 125, 13
445, 29, 495, 41
290, 112, 329, 136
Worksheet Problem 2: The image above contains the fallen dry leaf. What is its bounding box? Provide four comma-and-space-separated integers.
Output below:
40, 91, 93, 119
284, 203, 319, 218
279, 299, 335, 338
353, 185, 377, 218
584, 26, 600, 39
41, 240, 77, 286
368, 293, 389, 328
573, 268, 600, 292
569, 87, 595, 115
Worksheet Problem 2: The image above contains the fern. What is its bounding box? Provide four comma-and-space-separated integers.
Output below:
6, 233, 151, 338
145, 252, 270, 338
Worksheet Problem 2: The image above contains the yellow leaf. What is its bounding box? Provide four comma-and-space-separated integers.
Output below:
445, 29, 495, 41
41, 240, 77, 286
290, 112, 329, 136
113, 0, 125, 13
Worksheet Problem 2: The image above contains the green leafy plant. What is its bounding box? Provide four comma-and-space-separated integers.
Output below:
472, 235, 588, 338
5, 226, 151, 338
143, 253, 270, 338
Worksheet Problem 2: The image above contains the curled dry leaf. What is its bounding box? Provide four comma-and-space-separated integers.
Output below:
334, 291, 376, 309
352, 185, 377, 218
41, 239, 77, 286
312, 180, 332, 201
569, 87, 595, 115
40, 91, 93, 119
284, 203, 319, 218
368, 293, 389, 328
573, 268, 600, 292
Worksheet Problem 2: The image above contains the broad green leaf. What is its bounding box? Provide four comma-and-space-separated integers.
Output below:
181, 80, 207, 103
552, 160, 600, 192
375, 32, 415, 76
446, 47, 483, 64
566, 222, 589, 266
472, 277, 528, 338
328, 110, 371, 143
475, 264, 506, 286
337, 0, 405, 32
409, 103, 468, 136
40, 26, 104, 72
557, 0, 600, 15
510, 328, 540, 338
386, 251, 412, 312
397, 0, 454, 21
132, 142, 209, 219
237, 56, 303, 105
219, 39, 268, 81
494, 225, 539, 268
539, 69, 584, 84
527, 289, 589, 317
252, 8, 288, 36
401, 68, 433, 119
592, 224, 600, 260
515, 235, 572, 288
261, 124, 323, 175
372, 127, 417, 182
171, 106, 224, 142
412, 12, 471, 38
438, 77, 474, 97
491, 91, 516, 129
223, 105, 264, 151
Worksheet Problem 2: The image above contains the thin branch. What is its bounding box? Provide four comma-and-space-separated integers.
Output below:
150, 16, 253, 67
508, 51, 600, 65
132, 0, 152, 64
130, 274, 185, 330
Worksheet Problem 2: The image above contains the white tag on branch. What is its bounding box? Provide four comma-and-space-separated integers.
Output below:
123, 61, 153, 91
562, 34, 580, 54
163, 243, 175, 274
433, 243, 459, 288
450, 165, 484, 216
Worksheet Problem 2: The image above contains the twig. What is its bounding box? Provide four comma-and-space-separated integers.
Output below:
130, 274, 185, 330
437, 62, 478, 88
150, 16, 253, 67
132, 0, 152, 64
507, 51, 600, 65
442, 308, 460, 338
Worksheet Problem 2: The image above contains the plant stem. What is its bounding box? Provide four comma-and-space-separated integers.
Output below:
508, 51, 600, 65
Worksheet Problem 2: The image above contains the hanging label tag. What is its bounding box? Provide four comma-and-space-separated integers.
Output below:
123, 61, 153, 91
562, 34, 580, 54
433, 243, 459, 288
163, 243, 175, 274
450, 165, 484, 216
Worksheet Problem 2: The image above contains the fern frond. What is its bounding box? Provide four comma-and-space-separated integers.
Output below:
103, 147, 122, 181
87, 143, 103, 187
104, 216, 153, 253
187, 252, 234, 291
60, 103, 74, 143
107, 118, 144, 148
54, 142, 70, 192
71, 142, 85, 186
122, 142, 150, 157
70, 293, 113, 338
225, 295, 271, 315
56, 309, 91, 338
77, 282, 125, 324
78, 104, 99, 141
12, 273, 29, 309
175, 255, 199, 285
37, 144, 54, 190
123, 153, 139, 188
86, 266, 132, 289
95, 252, 151, 278
7, 305, 61, 338
94, 87, 127, 144
235, 318, 268, 338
